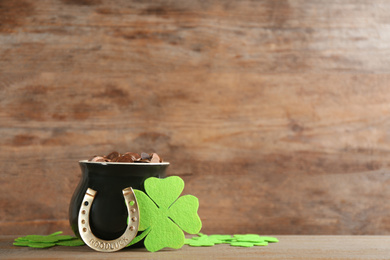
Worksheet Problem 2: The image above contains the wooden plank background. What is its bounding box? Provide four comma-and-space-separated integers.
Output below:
1, 0, 390, 236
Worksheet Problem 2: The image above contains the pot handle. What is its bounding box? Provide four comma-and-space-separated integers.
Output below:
78, 187, 140, 252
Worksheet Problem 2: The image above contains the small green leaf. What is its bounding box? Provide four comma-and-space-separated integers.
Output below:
14, 237, 29, 242
185, 234, 222, 247
253, 241, 268, 246
24, 235, 59, 243
209, 234, 234, 242
14, 241, 56, 248
49, 231, 63, 236
230, 242, 254, 247
184, 233, 278, 248
53, 235, 76, 241
13, 241, 30, 247
27, 242, 56, 248
260, 236, 279, 243
186, 239, 215, 247
14, 231, 82, 249
56, 239, 85, 246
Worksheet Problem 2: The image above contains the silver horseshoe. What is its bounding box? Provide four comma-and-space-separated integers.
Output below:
78, 187, 139, 252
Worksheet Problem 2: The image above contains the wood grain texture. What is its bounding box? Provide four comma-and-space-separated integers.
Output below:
1, 235, 390, 259
1, 0, 390, 235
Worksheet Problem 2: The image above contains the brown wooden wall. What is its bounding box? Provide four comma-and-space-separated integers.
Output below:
1, 0, 390, 236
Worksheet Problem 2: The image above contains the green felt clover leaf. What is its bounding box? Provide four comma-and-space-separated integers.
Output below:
13, 241, 56, 248
133, 176, 202, 252
185, 234, 229, 247
23, 235, 61, 243
259, 236, 279, 243
49, 231, 63, 236
208, 234, 235, 243
184, 238, 215, 247
56, 239, 85, 246
230, 241, 254, 247
233, 234, 265, 243
13, 231, 84, 249
185, 233, 278, 248
230, 234, 277, 247
253, 241, 269, 246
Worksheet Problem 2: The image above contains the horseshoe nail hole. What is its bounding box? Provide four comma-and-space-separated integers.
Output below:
84, 201, 89, 206
81, 210, 86, 214
83, 228, 87, 232
131, 217, 137, 222
81, 219, 85, 224
130, 226, 135, 231
129, 201, 135, 206
131, 208, 136, 213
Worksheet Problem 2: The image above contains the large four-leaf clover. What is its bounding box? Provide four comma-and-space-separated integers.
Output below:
133, 176, 202, 252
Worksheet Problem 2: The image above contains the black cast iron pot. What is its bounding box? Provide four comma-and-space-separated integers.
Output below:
69, 160, 169, 240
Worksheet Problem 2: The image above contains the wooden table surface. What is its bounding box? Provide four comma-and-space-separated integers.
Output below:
1, 235, 389, 260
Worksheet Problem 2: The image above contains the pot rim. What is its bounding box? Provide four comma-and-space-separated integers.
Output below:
79, 160, 170, 166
